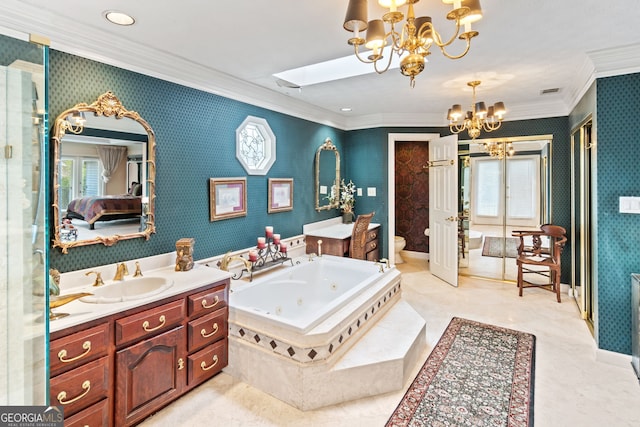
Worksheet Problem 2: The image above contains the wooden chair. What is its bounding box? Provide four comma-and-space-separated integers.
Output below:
349, 212, 374, 260
512, 224, 567, 303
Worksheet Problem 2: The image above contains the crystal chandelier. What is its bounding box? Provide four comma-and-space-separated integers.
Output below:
343, 0, 483, 87
447, 80, 506, 139
480, 141, 514, 159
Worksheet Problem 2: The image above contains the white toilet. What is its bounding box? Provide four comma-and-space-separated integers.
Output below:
394, 236, 406, 264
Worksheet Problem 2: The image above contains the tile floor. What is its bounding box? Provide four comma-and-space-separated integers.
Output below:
140, 257, 640, 427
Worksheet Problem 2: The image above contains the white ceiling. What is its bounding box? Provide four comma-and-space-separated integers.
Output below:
2, 0, 640, 130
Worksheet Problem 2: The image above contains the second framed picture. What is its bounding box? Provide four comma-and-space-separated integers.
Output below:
268, 178, 293, 213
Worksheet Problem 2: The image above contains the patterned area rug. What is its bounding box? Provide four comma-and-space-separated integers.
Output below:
482, 236, 519, 258
386, 317, 536, 427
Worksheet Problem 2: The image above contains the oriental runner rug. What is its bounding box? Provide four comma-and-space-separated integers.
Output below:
386, 317, 535, 427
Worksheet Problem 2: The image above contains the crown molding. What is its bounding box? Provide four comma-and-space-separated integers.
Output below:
589, 43, 640, 78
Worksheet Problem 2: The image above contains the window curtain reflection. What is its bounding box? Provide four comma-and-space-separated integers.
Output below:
96, 145, 126, 183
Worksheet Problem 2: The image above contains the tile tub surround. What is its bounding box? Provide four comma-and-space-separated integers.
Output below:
222, 258, 427, 410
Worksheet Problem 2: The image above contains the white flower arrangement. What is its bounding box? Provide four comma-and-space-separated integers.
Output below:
328, 179, 356, 212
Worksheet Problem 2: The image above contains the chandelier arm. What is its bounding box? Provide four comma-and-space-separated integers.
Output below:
430, 21, 462, 49
373, 46, 396, 74
482, 121, 503, 132
437, 37, 472, 60
449, 123, 466, 134
352, 45, 377, 64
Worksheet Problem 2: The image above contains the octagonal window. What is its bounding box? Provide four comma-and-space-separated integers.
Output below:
236, 116, 276, 175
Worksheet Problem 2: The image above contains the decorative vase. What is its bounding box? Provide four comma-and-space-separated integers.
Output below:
342, 210, 354, 224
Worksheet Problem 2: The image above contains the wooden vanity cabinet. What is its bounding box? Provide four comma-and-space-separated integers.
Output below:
50, 278, 229, 427
306, 225, 381, 260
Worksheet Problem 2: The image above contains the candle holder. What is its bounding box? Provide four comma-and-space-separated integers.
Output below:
233, 234, 293, 281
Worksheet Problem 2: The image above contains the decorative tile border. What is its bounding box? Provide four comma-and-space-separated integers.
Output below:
228, 282, 402, 364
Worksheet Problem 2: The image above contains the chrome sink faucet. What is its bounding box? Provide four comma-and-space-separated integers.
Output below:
317, 239, 323, 257
113, 262, 128, 281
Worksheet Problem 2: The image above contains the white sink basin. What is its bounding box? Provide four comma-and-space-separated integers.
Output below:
80, 277, 174, 304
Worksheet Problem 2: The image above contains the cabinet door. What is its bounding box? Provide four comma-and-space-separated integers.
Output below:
115, 326, 186, 426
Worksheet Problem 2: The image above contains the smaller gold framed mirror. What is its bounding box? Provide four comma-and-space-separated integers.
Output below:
51, 92, 156, 253
315, 138, 340, 211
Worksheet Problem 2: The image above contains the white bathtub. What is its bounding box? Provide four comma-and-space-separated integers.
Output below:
223, 255, 424, 410
230, 256, 389, 334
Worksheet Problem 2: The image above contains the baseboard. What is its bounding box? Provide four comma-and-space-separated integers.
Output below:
595, 348, 632, 369
401, 250, 428, 261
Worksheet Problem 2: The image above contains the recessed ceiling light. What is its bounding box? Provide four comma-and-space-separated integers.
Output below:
104, 10, 135, 26
340, 107, 352, 112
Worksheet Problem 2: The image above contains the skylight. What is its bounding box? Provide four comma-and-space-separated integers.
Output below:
273, 52, 405, 87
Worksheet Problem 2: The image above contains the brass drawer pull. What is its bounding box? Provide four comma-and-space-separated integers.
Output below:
200, 322, 219, 338
57, 380, 91, 405
200, 355, 219, 371
370, 242, 377, 249
58, 341, 91, 363
142, 315, 166, 332
201, 295, 219, 309
178, 358, 185, 370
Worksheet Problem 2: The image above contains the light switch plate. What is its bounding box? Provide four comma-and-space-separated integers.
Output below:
619, 196, 640, 213
320, 185, 327, 195
357, 188, 362, 196
367, 187, 376, 197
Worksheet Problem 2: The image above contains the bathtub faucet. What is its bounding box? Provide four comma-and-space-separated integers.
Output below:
379, 258, 390, 269
218, 251, 252, 273
375, 262, 386, 273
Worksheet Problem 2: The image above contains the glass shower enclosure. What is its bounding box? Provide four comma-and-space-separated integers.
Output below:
0, 31, 49, 405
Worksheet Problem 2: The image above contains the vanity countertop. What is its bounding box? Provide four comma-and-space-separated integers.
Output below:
50, 263, 232, 333
304, 222, 380, 240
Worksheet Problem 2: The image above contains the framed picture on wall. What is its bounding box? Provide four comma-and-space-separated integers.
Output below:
268, 178, 293, 213
210, 177, 247, 221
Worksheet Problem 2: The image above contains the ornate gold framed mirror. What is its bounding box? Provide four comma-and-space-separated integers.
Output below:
51, 92, 156, 253
315, 137, 340, 211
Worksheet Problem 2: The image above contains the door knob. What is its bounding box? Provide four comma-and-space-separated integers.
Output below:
446, 216, 458, 222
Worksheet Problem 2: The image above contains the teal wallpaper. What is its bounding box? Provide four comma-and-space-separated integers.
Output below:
595, 73, 640, 354
48, 50, 345, 272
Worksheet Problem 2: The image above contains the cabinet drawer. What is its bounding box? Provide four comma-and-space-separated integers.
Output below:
50, 323, 110, 376
187, 308, 227, 352
115, 299, 185, 346
63, 397, 109, 427
50, 356, 110, 418
187, 339, 227, 388
365, 239, 378, 254
366, 229, 379, 242
188, 283, 228, 317
366, 248, 380, 262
